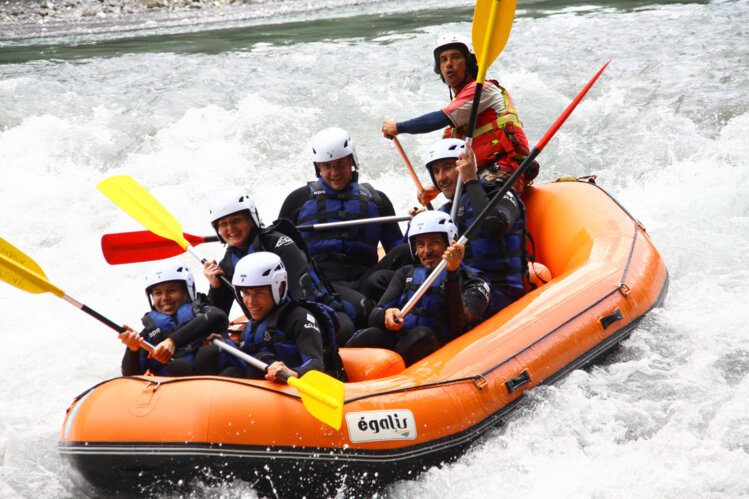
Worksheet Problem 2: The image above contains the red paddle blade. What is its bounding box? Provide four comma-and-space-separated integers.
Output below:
101, 230, 215, 265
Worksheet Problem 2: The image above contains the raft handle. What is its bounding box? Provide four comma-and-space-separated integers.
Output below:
600, 308, 623, 330
143, 381, 161, 392
505, 370, 531, 394
618, 284, 631, 297
472, 375, 488, 391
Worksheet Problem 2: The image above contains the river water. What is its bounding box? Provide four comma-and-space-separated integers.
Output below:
1, 0, 748, 497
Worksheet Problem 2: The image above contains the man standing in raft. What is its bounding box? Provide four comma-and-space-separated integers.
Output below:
221, 252, 345, 381
427, 138, 527, 315
382, 33, 537, 197
119, 262, 234, 376
202, 191, 355, 341
345, 211, 490, 366
279, 127, 404, 329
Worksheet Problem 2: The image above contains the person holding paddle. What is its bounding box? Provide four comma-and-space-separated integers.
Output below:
425, 137, 527, 315
219, 252, 345, 381
381, 33, 537, 197
279, 127, 406, 327
119, 262, 235, 376
345, 211, 489, 366
201, 191, 356, 342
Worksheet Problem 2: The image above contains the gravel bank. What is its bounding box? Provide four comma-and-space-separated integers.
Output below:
0, 0, 283, 40
1, 0, 250, 22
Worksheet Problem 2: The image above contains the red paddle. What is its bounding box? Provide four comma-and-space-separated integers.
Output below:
101, 231, 219, 264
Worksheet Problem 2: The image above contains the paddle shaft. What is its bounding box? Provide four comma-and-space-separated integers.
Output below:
401, 61, 610, 318
212, 338, 267, 372
300, 215, 410, 231
63, 295, 158, 352
184, 244, 235, 292
391, 137, 434, 210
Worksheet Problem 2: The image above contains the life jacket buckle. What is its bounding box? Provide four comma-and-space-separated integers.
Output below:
472, 375, 488, 391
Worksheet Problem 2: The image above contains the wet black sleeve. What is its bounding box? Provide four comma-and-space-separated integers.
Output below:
375, 190, 404, 251
169, 297, 229, 348
282, 306, 325, 376
446, 267, 490, 333
464, 180, 521, 239
369, 266, 411, 328
278, 185, 310, 224
268, 233, 317, 302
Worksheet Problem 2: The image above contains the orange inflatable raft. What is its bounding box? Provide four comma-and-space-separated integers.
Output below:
59, 180, 668, 496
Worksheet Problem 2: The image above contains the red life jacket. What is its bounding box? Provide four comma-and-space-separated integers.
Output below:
443, 81, 537, 192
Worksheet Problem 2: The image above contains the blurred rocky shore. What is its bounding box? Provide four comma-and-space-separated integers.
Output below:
0, 0, 283, 40
1, 0, 250, 23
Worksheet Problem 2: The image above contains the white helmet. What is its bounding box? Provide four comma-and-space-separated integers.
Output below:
310, 127, 359, 176
424, 138, 467, 187
209, 190, 261, 230
144, 261, 196, 308
408, 211, 459, 259
232, 252, 288, 305
433, 33, 475, 59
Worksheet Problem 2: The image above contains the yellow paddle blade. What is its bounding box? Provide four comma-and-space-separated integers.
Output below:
472, 0, 518, 82
0, 237, 64, 297
97, 176, 190, 250
288, 370, 344, 430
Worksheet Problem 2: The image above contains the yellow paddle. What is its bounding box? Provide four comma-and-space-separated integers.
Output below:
0, 236, 156, 353
472, 0, 517, 83
451, 0, 518, 220
97, 175, 345, 429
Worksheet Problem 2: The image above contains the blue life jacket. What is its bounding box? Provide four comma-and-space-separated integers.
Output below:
140, 303, 199, 375
442, 180, 526, 307
398, 266, 451, 338
297, 179, 382, 268
239, 298, 345, 380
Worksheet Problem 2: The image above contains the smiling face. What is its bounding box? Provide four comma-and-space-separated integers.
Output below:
413, 233, 448, 271
240, 285, 276, 321
150, 281, 189, 316
216, 212, 254, 248
438, 48, 468, 90
317, 156, 354, 191
430, 158, 459, 199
